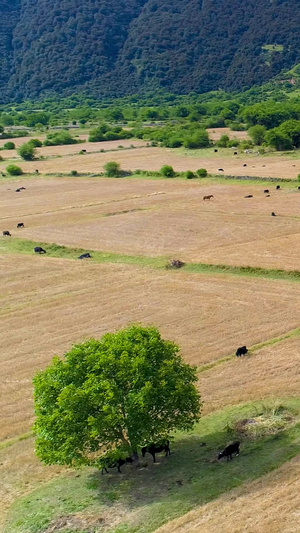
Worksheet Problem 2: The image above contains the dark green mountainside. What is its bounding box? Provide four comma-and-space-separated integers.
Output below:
0, 0, 299, 101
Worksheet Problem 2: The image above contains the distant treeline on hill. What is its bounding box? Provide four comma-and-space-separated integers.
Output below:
0, 0, 300, 101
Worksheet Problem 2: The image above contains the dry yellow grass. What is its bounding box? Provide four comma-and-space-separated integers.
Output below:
206, 127, 249, 141
2, 254, 300, 443
1, 144, 300, 178
0, 138, 146, 160
199, 336, 300, 415
156, 454, 300, 533
3, 178, 300, 270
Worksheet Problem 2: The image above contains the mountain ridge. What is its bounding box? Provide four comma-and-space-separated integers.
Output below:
1, 0, 299, 101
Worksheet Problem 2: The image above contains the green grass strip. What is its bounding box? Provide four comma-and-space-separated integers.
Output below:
0, 238, 166, 268
3, 238, 300, 284
0, 431, 33, 450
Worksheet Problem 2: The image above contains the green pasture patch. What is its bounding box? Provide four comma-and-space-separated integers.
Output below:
4, 399, 300, 533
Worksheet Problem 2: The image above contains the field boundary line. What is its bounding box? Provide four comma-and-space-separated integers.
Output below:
197, 325, 300, 374
3, 238, 300, 282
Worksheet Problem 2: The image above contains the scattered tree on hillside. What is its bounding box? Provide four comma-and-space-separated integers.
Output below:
248, 125, 266, 145
33, 325, 201, 468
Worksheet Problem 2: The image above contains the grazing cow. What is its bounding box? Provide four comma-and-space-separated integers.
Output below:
35, 169, 39, 174
34, 246, 46, 254
236, 346, 248, 357
102, 456, 133, 474
78, 253, 91, 259
17, 223, 24, 228
142, 441, 171, 463
214, 149, 218, 153
203, 195, 214, 200
244, 195, 253, 198
264, 189, 269, 193
265, 194, 270, 197
3, 230, 11, 236
271, 212, 276, 217
234, 151, 238, 155
218, 168, 224, 172
243, 164, 247, 167
218, 441, 240, 461
15, 189, 21, 192
81, 149, 87, 153
276, 185, 280, 190
1, 172, 6, 177
20, 187, 26, 190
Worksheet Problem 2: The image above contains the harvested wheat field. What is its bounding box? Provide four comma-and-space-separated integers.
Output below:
156, 454, 300, 533
0, 138, 147, 160
2, 254, 300, 442
3, 177, 300, 270
2, 144, 300, 178
206, 127, 249, 141
199, 335, 300, 415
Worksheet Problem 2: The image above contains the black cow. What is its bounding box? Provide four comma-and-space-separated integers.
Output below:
298, 187, 300, 190
264, 189, 269, 193
234, 151, 238, 155
15, 189, 21, 192
20, 187, 26, 190
271, 212, 276, 217
265, 194, 270, 197
214, 149, 218, 153
218, 168, 224, 172
3, 230, 11, 236
78, 253, 91, 259
218, 441, 240, 461
35, 169, 39, 174
276, 185, 280, 190
236, 346, 248, 357
244, 195, 253, 198
34, 246, 46, 254
102, 457, 133, 474
142, 441, 171, 463
243, 164, 247, 167
17, 223, 24, 228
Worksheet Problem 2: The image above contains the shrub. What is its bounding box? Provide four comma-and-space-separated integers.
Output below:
104, 161, 121, 177
216, 134, 230, 148
160, 165, 175, 177
0, 155, 3, 161
196, 168, 208, 178
17, 142, 36, 161
186, 170, 195, 179
43, 130, 79, 146
70, 170, 78, 176
28, 138, 43, 148
3, 141, 15, 150
6, 164, 23, 176
297, 174, 300, 182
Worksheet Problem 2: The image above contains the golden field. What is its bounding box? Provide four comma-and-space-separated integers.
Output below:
2, 177, 300, 270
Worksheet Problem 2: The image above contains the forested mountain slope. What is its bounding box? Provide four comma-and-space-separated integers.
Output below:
1, 0, 299, 101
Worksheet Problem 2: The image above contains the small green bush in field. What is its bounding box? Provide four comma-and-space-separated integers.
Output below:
6, 164, 23, 175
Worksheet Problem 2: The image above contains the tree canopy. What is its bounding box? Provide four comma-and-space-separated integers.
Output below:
33, 325, 201, 468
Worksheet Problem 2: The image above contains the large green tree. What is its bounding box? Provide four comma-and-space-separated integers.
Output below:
33, 325, 201, 468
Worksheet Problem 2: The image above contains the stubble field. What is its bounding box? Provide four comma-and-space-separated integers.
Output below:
2, 134, 300, 532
